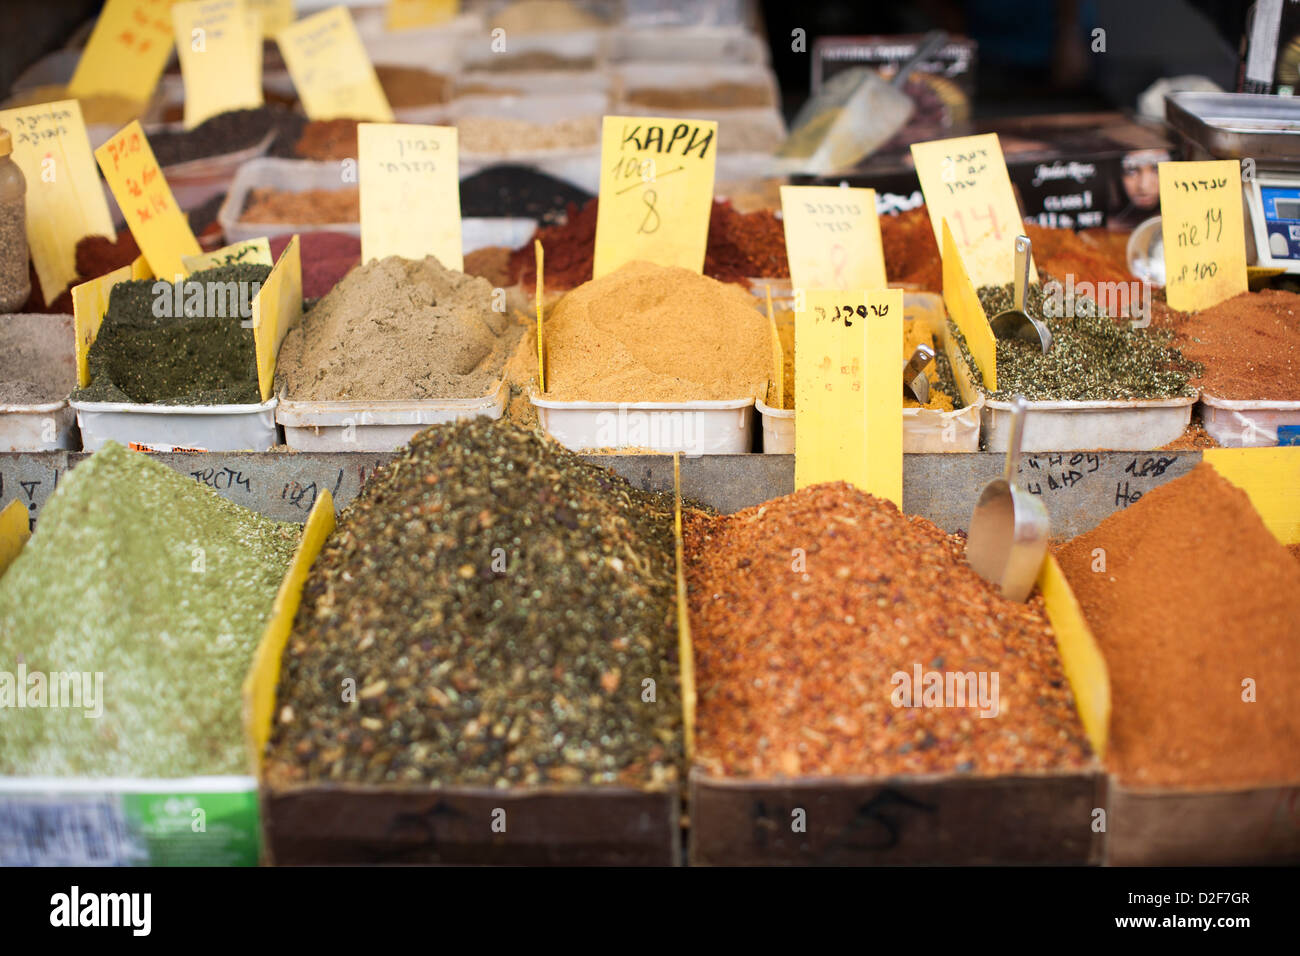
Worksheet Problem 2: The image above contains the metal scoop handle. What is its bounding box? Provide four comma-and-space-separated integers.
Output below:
1004, 394, 1030, 483
892, 31, 948, 89
1013, 236, 1031, 313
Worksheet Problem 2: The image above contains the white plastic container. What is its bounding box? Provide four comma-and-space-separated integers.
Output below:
72, 397, 279, 452
979, 395, 1196, 452
277, 381, 507, 451
613, 62, 779, 111
531, 396, 756, 455
0, 314, 78, 451
607, 27, 767, 64
159, 128, 277, 215
1199, 394, 1300, 447
219, 157, 537, 250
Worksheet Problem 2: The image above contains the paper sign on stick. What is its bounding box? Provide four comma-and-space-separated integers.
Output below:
0, 500, 31, 577
911, 133, 1033, 288
942, 219, 997, 391
95, 121, 201, 280
765, 285, 783, 410
1158, 160, 1248, 312
593, 116, 717, 279
535, 240, 546, 392
795, 288, 903, 506
358, 123, 461, 268
277, 6, 394, 122
247, 0, 293, 35
68, 0, 178, 103
251, 235, 303, 401
387, 0, 459, 30
182, 237, 273, 274
72, 255, 152, 387
0, 100, 114, 306
173, 0, 263, 129
779, 185, 886, 292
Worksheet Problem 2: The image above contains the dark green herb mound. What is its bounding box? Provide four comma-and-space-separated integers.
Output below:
265, 420, 683, 790
73, 263, 270, 405
948, 280, 1199, 402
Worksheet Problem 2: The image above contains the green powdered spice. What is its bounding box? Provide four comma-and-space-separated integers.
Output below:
72, 263, 271, 405
0, 442, 299, 777
949, 281, 1198, 402
265, 420, 683, 790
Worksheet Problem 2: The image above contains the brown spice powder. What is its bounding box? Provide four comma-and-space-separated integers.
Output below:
294, 119, 360, 161
686, 483, 1093, 779
1056, 463, 1300, 788
375, 65, 452, 108
241, 186, 358, 225
541, 261, 771, 402
1172, 289, 1300, 400
624, 82, 774, 110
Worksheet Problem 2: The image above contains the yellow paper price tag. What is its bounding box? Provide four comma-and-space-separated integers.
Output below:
0, 500, 32, 580
0, 100, 114, 306
358, 123, 461, 268
1037, 554, 1111, 759
68, 0, 178, 103
779, 185, 886, 292
942, 219, 997, 391
911, 133, 1033, 288
251, 235, 303, 401
387, 0, 459, 30
593, 116, 718, 279
277, 6, 394, 122
794, 288, 903, 506
95, 121, 201, 280
1203, 447, 1300, 546
173, 0, 264, 129
1158, 160, 1248, 312
766, 284, 783, 410
72, 255, 152, 387
182, 236, 274, 273
247, 0, 293, 36
535, 240, 545, 392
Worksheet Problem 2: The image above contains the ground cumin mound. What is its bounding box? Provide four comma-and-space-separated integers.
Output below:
1057, 463, 1300, 788
541, 260, 771, 402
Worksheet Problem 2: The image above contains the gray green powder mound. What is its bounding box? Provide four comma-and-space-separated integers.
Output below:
0, 442, 299, 777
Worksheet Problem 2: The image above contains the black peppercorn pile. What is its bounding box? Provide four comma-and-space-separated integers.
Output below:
950, 280, 1199, 402
265, 420, 683, 790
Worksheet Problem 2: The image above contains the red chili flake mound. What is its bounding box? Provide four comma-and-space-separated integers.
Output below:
684, 482, 1092, 780
881, 206, 942, 293
1056, 463, 1300, 789
508, 198, 790, 290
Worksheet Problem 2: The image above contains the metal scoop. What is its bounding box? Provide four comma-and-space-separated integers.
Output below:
903, 344, 935, 403
989, 236, 1052, 354
965, 395, 1049, 602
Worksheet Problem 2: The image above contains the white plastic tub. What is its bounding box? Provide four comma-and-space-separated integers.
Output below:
219, 157, 537, 251
72, 397, 279, 452
607, 27, 768, 64
531, 396, 756, 455
979, 395, 1196, 452
1200, 394, 1300, 447
0, 402, 76, 452
277, 381, 507, 451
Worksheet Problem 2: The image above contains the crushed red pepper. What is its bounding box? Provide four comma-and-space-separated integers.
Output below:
684, 483, 1093, 780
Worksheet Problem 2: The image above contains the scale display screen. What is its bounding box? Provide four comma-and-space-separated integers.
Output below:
1260, 185, 1300, 262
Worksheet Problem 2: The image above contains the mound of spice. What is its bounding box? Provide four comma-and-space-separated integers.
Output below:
0, 314, 75, 404
375, 65, 451, 108
241, 186, 358, 225
542, 260, 771, 402
1171, 289, 1300, 401
277, 255, 522, 402
624, 82, 774, 110
1, 84, 145, 126
685, 483, 1093, 779
456, 115, 600, 155
510, 198, 790, 290
490, 0, 603, 32
460, 164, 593, 225
1056, 463, 1300, 788
0, 441, 298, 777
265, 420, 682, 789
956, 281, 1197, 401
290, 118, 360, 161
149, 106, 294, 167
270, 231, 360, 300
72, 263, 270, 405
881, 207, 943, 292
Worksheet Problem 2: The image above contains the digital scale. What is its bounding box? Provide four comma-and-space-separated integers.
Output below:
1166, 91, 1300, 274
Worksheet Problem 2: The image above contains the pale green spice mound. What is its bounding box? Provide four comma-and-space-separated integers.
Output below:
0, 442, 299, 777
